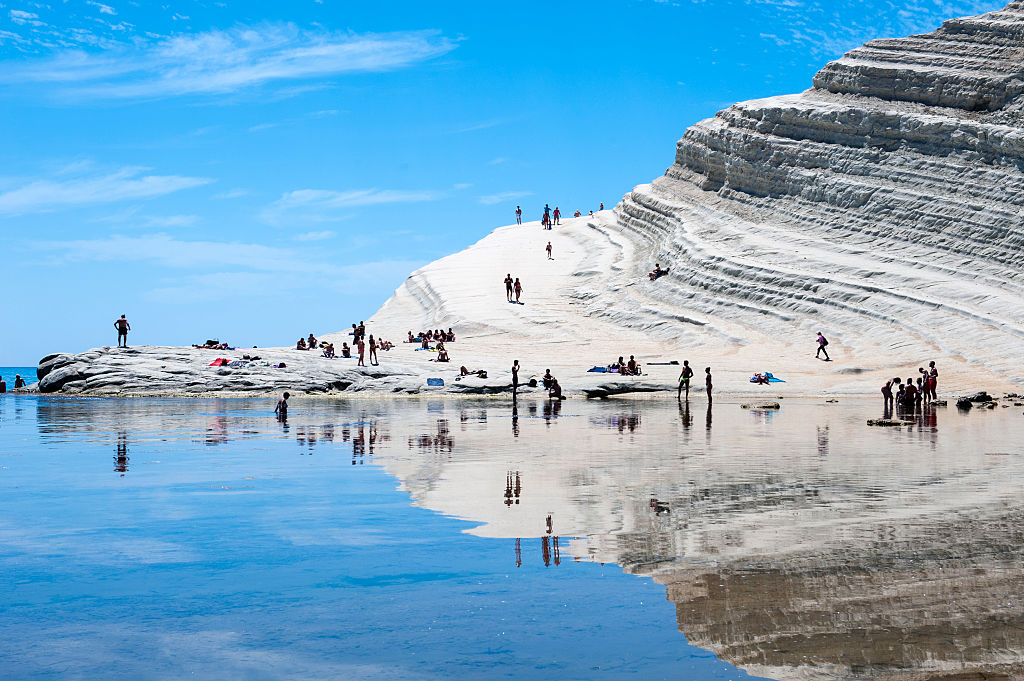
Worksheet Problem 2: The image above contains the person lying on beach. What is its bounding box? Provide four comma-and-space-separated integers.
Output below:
296, 338, 307, 350
378, 339, 393, 351
341, 343, 351, 358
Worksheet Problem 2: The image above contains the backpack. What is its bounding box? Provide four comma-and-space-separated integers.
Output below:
821, 336, 829, 346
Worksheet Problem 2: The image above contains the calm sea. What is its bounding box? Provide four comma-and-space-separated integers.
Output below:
1, 394, 1021, 680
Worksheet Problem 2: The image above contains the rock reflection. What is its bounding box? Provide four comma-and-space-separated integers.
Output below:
374, 398, 1024, 681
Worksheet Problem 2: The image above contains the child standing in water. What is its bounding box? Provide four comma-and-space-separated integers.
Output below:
275, 392, 290, 419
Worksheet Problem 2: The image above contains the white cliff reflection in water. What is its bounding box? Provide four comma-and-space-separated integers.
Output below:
2, 395, 1023, 681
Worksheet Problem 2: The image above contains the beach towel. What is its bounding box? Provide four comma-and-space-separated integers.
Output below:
427, 378, 444, 387
208, 358, 229, 367
588, 366, 609, 373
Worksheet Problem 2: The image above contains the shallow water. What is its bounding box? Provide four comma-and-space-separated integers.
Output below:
1, 395, 1022, 680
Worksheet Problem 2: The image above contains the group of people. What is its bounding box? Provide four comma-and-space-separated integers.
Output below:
510, 360, 563, 399
0, 374, 27, 392
408, 328, 456, 345
611, 355, 643, 376
515, 202, 605, 227
503, 274, 524, 303
882, 361, 938, 411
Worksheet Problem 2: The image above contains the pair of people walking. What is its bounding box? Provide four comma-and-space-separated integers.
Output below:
503, 274, 524, 303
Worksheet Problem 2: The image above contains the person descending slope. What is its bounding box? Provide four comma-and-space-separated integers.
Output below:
504, 273, 514, 302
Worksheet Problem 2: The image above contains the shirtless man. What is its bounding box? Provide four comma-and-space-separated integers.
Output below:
513, 278, 523, 303
677, 360, 694, 400
0, 376, 5, 393
515, 205, 522, 225
705, 367, 713, 402
114, 314, 131, 348
504, 274, 514, 302
546, 242, 553, 260
511, 360, 520, 393
553, 207, 560, 225
275, 392, 290, 420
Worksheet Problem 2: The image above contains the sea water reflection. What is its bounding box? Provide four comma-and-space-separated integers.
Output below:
3, 394, 1023, 680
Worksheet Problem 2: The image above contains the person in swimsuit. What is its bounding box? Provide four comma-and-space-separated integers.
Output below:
542, 369, 554, 389
928, 361, 938, 400
357, 338, 366, 366
307, 333, 317, 349
553, 207, 560, 225
599, 202, 604, 211
0, 376, 6, 393
902, 377, 917, 411
514, 278, 523, 303
548, 379, 563, 400
368, 335, 378, 365
705, 367, 712, 402
546, 241, 552, 260
14, 375, 26, 389
626, 356, 638, 376
114, 314, 131, 348
275, 392, 290, 420
882, 379, 894, 410
515, 205, 522, 225
678, 360, 694, 400
504, 274, 514, 302
511, 360, 520, 393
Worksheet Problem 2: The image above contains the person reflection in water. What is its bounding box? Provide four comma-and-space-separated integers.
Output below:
515, 538, 522, 568
679, 399, 692, 430
706, 402, 712, 430
115, 430, 129, 476
511, 396, 519, 438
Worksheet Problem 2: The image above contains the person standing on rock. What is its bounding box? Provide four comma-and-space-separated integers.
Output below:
275, 392, 290, 420
513, 277, 523, 303
357, 337, 366, 367
511, 360, 520, 394
599, 202, 604, 211
705, 367, 713, 402
815, 332, 830, 361
114, 314, 131, 348
677, 360, 694, 400
515, 206, 522, 225
928, 361, 938, 400
546, 241, 553, 260
553, 207, 560, 225
368, 335, 378, 366
504, 273, 514, 302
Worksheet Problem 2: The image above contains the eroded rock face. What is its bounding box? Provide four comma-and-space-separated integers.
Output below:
579, 1, 1024, 383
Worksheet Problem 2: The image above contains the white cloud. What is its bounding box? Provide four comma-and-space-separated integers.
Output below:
295, 230, 335, 241
0, 24, 456, 101
211, 188, 249, 200
479, 191, 532, 206
0, 167, 213, 215
262, 188, 445, 225
86, 2, 118, 16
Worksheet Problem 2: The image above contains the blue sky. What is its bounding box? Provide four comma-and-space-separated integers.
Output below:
0, 0, 1004, 365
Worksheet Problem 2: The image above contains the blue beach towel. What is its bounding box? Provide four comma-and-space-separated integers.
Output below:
427, 378, 445, 387
588, 366, 609, 373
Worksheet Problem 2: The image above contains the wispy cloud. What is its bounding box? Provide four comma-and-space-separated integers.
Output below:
0, 24, 456, 101
0, 167, 213, 215
211, 188, 249, 200
262, 188, 445, 225
295, 230, 335, 241
479, 191, 532, 206
86, 2, 117, 16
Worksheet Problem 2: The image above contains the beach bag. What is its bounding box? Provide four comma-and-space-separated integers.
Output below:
821, 337, 829, 346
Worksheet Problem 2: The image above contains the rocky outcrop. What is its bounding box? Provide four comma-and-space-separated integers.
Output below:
573, 1, 1024, 383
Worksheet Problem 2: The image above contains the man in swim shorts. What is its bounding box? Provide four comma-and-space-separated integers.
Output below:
504, 274, 513, 302
677, 360, 694, 400
511, 360, 520, 394
546, 242, 552, 259
114, 314, 131, 348
515, 206, 522, 225
705, 367, 712, 402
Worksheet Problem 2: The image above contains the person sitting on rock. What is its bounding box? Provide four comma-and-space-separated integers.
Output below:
436, 341, 449, 363
0, 376, 6, 393
421, 335, 430, 350
296, 338, 307, 351
649, 263, 664, 281
626, 355, 640, 376
408, 331, 415, 343
307, 333, 318, 349
14, 375, 26, 389
341, 343, 351, 358
616, 356, 627, 374
548, 379, 563, 400
447, 328, 455, 342
542, 369, 554, 389
322, 343, 335, 359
